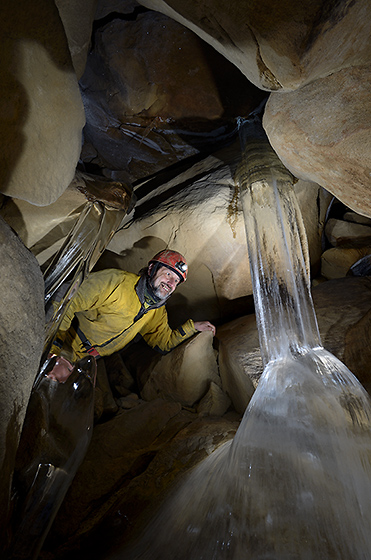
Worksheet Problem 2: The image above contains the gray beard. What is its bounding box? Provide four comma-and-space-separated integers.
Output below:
147, 276, 169, 302
152, 284, 169, 301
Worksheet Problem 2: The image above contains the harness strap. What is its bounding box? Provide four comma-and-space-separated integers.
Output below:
76, 326, 100, 358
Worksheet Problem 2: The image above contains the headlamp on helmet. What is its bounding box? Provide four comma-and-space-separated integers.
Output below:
149, 250, 188, 283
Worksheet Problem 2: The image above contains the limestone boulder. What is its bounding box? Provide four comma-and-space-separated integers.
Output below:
263, 65, 371, 218
217, 314, 262, 414
196, 381, 231, 417
0, 0, 85, 205
138, 0, 371, 91
343, 211, 371, 227
320, 207, 371, 278
325, 218, 371, 248
141, 331, 220, 407
320, 247, 371, 280
0, 217, 45, 548
116, 392, 141, 409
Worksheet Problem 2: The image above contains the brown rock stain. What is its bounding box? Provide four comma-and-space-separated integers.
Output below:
227, 183, 239, 239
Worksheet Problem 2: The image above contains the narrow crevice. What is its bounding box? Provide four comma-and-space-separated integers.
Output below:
93, 5, 149, 31
91, 5, 150, 50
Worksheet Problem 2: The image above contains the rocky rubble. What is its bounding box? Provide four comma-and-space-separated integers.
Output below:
320, 201, 371, 280
43, 399, 240, 559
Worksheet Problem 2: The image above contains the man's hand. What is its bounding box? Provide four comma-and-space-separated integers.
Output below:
194, 321, 216, 336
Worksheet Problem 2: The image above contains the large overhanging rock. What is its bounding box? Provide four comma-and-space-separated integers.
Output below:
321, 247, 370, 280
263, 65, 371, 218
137, 0, 371, 91
320, 210, 371, 279
0, 217, 44, 550
0, 0, 85, 206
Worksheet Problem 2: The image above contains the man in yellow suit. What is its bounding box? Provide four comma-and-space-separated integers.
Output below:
49, 249, 216, 381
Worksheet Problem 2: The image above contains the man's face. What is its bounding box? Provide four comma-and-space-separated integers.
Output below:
150, 265, 180, 300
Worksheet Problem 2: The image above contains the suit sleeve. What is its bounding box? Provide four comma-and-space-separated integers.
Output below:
142, 307, 197, 353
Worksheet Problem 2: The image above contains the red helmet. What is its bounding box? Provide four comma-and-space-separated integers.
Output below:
149, 250, 188, 283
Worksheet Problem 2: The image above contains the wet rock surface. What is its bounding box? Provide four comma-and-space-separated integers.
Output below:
0, 216, 44, 549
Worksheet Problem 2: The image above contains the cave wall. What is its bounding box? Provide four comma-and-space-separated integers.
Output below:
1, 1, 371, 556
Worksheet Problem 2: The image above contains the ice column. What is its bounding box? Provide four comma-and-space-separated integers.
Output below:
236, 113, 321, 365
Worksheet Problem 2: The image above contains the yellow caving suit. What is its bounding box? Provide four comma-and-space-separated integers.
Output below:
50, 268, 197, 362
